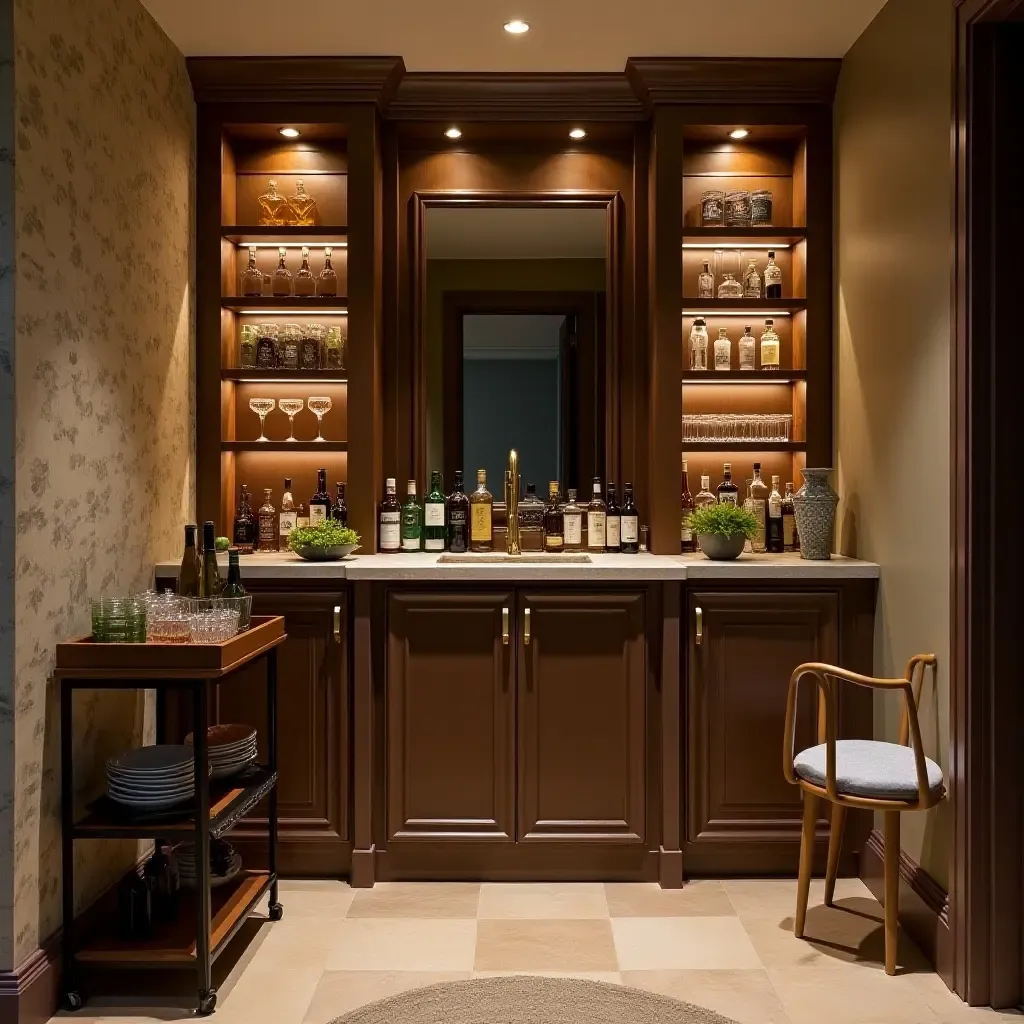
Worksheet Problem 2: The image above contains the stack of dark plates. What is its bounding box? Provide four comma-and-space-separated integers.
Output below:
106, 745, 197, 811
175, 839, 242, 889
185, 724, 258, 780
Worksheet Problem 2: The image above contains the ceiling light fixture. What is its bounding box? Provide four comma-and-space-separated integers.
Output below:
504, 19, 530, 33
279, 127, 301, 138
729, 128, 750, 140
444, 127, 462, 139
569, 128, 587, 140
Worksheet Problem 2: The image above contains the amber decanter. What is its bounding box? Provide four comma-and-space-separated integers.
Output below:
257, 180, 289, 226
288, 179, 319, 227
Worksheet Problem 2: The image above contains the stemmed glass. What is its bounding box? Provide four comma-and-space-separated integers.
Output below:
278, 398, 304, 442
248, 398, 276, 442
307, 396, 332, 442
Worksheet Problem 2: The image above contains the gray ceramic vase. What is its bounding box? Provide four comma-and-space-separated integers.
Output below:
697, 532, 746, 561
791, 468, 839, 560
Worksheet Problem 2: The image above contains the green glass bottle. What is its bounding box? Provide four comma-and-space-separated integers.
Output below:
400, 479, 423, 552
178, 524, 201, 597
222, 548, 249, 628
200, 521, 223, 598
423, 471, 446, 552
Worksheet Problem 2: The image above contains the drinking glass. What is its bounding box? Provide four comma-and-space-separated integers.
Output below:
307, 396, 332, 442
278, 398, 304, 441
248, 397, 276, 442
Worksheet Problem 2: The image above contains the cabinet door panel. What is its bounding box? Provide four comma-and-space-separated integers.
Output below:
387, 591, 514, 841
518, 591, 646, 843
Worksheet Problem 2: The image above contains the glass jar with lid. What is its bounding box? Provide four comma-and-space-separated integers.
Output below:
255, 323, 279, 368
750, 190, 773, 227
300, 324, 325, 370
279, 324, 302, 370
725, 190, 752, 227
239, 324, 258, 369
701, 190, 725, 227
324, 323, 345, 370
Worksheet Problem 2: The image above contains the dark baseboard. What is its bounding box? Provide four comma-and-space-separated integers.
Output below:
0, 941, 60, 1024
860, 828, 953, 989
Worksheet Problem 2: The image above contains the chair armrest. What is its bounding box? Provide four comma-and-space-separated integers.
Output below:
783, 664, 839, 800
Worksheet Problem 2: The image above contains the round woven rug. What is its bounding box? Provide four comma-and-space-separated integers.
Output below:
329, 975, 739, 1023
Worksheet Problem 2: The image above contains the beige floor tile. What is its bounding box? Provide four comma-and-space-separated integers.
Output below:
473, 970, 622, 984
260, 880, 355, 918
622, 969, 791, 1024
474, 919, 618, 972
214, 967, 322, 1024
325, 919, 477, 971
605, 881, 735, 917
612, 916, 762, 971
724, 877, 873, 921
242, 917, 346, 971
478, 882, 609, 919
910, 973, 1024, 1023
303, 971, 470, 1022
347, 881, 480, 919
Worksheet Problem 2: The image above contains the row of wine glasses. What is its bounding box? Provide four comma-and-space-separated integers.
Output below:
248, 397, 333, 442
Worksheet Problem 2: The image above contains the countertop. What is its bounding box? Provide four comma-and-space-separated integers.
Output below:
155, 551, 880, 581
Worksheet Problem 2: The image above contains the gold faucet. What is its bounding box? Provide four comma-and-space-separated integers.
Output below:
505, 449, 521, 556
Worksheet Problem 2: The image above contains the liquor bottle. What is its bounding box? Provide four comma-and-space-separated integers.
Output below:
738, 324, 755, 370
714, 327, 731, 371
257, 488, 277, 552
288, 180, 318, 227
233, 485, 257, 554
256, 323, 279, 369
317, 247, 338, 297
222, 549, 246, 601
300, 324, 323, 370
200, 521, 222, 598
695, 474, 716, 509
447, 470, 469, 553
294, 246, 316, 296
749, 463, 768, 553
742, 259, 762, 298
295, 503, 309, 531
379, 478, 401, 553
606, 483, 622, 552
620, 484, 640, 554
542, 481, 565, 552
423, 471, 446, 552
240, 246, 263, 297
718, 270, 743, 299
257, 179, 288, 226
742, 480, 757, 554
401, 480, 423, 552
563, 488, 583, 552
332, 482, 348, 525
309, 468, 330, 527
587, 477, 607, 551
764, 250, 783, 299
178, 524, 201, 597
519, 482, 546, 545
324, 323, 343, 367
469, 469, 493, 553
280, 324, 301, 369
680, 460, 696, 553
697, 259, 714, 299
239, 324, 257, 369
279, 478, 297, 549
760, 318, 780, 370
716, 463, 739, 505
689, 317, 709, 371
271, 247, 292, 297
782, 482, 798, 552
767, 475, 785, 553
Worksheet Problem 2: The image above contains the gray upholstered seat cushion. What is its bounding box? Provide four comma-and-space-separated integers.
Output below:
793, 739, 944, 801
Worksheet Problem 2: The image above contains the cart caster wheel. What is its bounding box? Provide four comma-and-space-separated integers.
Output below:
62, 991, 84, 1012
198, 989, 217, 1015
269, 902, 284, 921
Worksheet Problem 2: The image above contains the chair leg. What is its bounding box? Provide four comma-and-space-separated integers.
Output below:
794, 790, 819, 939
824, 803, 847, 906
883, 810, 901, 975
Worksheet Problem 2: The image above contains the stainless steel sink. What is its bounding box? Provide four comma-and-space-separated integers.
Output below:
437, 553, 593, 564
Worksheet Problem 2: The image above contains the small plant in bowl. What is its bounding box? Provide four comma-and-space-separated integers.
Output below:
688, 504, 759, 561
288, 521, 361, 562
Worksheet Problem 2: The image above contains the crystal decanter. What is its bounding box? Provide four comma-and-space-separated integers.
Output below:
257, 180, 289, 226
288, 179, 318, 227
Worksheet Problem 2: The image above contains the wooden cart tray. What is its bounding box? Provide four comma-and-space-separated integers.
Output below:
55, 616, 285, 678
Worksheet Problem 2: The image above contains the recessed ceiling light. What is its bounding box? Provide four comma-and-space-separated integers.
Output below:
729, 128, 750, 140
569, 128, 587, 140
444, 127, 462, 139
504, 19, 530, 33
279, 127, 301, 138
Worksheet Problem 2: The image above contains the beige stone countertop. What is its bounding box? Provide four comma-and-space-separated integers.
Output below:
155, 551, 879, 582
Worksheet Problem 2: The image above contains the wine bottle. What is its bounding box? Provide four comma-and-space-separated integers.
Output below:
222, 548, 249, 628
200, 521, 222, 598
332, 483, 348, 525
309, 468, 330, 527
620, 483, 640, 554
178, 525, 201, 597
605, 483, 622, 553
447, 471, 469, 553
423, 471, 446, 551
379, 478, 401, 553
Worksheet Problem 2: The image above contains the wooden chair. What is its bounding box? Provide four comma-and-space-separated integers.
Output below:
783, 654, 944, 975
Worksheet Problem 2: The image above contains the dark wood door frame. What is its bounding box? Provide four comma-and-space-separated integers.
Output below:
952, 0, 1024, 1007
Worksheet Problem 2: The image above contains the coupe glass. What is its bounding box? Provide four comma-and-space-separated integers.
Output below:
248, 397, 276, 442
278, 398, 304, 441
307, 396, 332, 442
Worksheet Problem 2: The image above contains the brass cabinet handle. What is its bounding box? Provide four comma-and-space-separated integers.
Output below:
502, 607, 510, 645
695, 606, 703, 646
333, 605, 341, 644
524, 607, 531, 646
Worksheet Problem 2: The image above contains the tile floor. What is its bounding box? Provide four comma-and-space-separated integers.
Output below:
56, 879, 1023, 1024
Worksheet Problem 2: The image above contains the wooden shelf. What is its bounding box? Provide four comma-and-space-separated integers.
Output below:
221, 297, 349, 312
682, 227, 807, 246
682, 299, 806, 313
222, 441, 348, 452
682, 370, 807, 383
681, 442, 806, 452
221, 369, 348, 382
222, 226, 348, 245
75, 870, 272, 966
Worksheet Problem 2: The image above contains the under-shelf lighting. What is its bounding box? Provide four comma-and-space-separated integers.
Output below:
682, 377, 797, 385
444, 127, 462, 139
239, 241, 348, 249
279, 127, 301, 138
683, 310, 794, 317
232, 378, 348, 384
237, 308, 349, 316
729, 128, 750, 140
682, 243, 791, 250
569, 128, 587, 140
504, 19, 530, 33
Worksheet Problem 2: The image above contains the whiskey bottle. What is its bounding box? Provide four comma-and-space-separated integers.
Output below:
447, 470, 469, 553
680, 460, 696, 553
714, 327, 731, 371
695, 474, 716, 509
294, 246, 316, 296
689, 317, 709, 371
563, 488, 583, 552
178, 524, 201, 597
332, 482, 348, 525
379, 478, 401, 553
738, 324, 755, 370
767, 475, 785, 553
271, 247, 292, 297
742, 259, 762, 298
232, 485, 257, 554
606, 483, 622, 552
279, 478, 297, 549
256, 323, 279, 368
587, 478, 607, 551
401, 480, 423, 552
257, 488, 277, 552
309, 468, 330, 527
716, 463, 739, 505
760, 319, 780, 370
240, 246, 263, 297
543, 481, 565, 552
697, 259, 714, 299
317, 247, 338, 297
200, 522, 223, 597
257, 179, 288, 226
620, 483, 640, 554
288, 179, 318, 227
743, 481, 756, 554
423, 471, 446, 551
748, 463, 768, 553
469, 469, 493, 553
764, 250, 783, 299
239, 324, 257, 369
519, 482, 546, 546
782, 482, 798, 552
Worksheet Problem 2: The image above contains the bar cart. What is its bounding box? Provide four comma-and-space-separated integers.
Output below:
55, 616, 286, 1015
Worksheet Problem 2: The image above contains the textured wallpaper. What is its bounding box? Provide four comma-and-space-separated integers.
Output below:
10, 0, 194, 965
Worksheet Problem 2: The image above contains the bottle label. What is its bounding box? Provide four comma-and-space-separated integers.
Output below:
769, 495, 783, 517
424, 537, 445, 551
564, 514, 582, 546
621, 515, 639, 544
296, 515, 309, 530
783, 514, 795, 548
681, 514, 693, 543
279, 511, 297, 537
309, 505, 328, 526
714, 343, 731, 370
401, 536, 420, 551
761, 341, 780, 366
545, 534, 563, 550
449, 508, 467, 526
471, 504, 491, 541
259, 516, 276, 549
425, 502, 445, 527
719, 493, 738, 506
587, 512, 606, 547
607, 516, 621, 548
380, 511, 400, 549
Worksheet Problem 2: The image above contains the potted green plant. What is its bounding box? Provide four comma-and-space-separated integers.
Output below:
688, 504, 759, 560
288, 521, 361, 562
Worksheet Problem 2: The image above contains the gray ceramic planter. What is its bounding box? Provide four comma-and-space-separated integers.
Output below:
697, 532, 746, 560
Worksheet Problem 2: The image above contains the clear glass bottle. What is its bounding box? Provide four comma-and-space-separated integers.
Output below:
401, 479, 423, 552
767, 475, 785, 553
760, 318, 780, 369
562, 488, 583, 552
697, 259, 714, 299
257, 180, 288, 226
272, 246, 292, 297
257, 488, 277, 552
379, 478, 401, 553
543, 481, 564, 552
256, 322, 279, 368
689, 317, 709, 371
717, 272, 743, 299
743, 481, 757, 555
324, 323, 344, 369
469, 469, 493, 552
280, 324, 301, 369
294, 246, 316, 296
716, 463, 739, 505
764, 250, 783, 299
782, 482, 798, 552
749, 462, 769, 553
278, 478, 296, 549
519, 482, 546, 546
240, 246, 263, 297
714, 327, 731, 371
423, 471, 446, 551
695, 474, 716, 509
239, 324, 257, 369
586, 477, 607, 551
317, 246, 338, 296
299, 323, 324, 370
738, 324, 756, 370
288, 179, 318, 227
742, 258, 762, 298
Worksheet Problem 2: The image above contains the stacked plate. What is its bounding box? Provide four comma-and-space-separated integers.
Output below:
107, 745, 197, 811
175, 840, 242, 889
185, 724, 258, 780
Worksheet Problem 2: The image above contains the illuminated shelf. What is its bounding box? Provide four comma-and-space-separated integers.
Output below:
222, 441, 348, 453
221, 369, 348, 382
682, 227, 807, 247
682, 370, 807, 383
222, 226, 348, 245
681, 442, 806, 452
682, 299, 806, 313
222, 297, 349, 313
